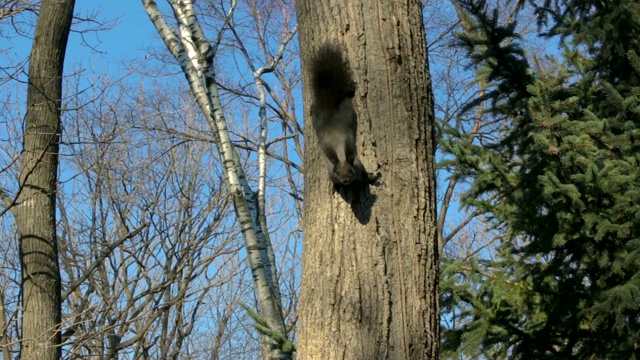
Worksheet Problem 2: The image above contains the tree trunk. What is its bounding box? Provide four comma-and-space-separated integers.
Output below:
296, 0, 439, 359
13, 0, 75, 358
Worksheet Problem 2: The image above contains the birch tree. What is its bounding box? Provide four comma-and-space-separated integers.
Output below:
140, 1, 294, 358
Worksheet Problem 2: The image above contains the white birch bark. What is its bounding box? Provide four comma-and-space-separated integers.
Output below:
253, 25, 297, 319
141, 1, 291, 358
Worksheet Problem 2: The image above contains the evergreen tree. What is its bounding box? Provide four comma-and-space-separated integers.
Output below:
441, 0, 640, 358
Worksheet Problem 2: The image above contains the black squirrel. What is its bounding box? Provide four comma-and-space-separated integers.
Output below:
310, 43, 377, 186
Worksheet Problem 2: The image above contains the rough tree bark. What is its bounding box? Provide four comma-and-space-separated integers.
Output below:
12, 0, 75, 358
296, 0, 439, 359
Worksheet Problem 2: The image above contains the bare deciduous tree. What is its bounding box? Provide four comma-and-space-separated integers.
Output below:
10, 1, 75, 358
56, 77, 247, 359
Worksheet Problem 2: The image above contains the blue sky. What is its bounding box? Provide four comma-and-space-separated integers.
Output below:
1, 1, 157, 77
66, 2, 156, 73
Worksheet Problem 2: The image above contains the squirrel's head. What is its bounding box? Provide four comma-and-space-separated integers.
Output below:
332, 162, 358, 185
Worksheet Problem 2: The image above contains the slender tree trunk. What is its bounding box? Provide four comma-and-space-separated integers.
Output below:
13, 1, 75, 358
0, 288, 10, 360
295, 0, 439, 359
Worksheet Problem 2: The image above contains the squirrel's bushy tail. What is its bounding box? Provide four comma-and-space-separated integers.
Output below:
310, 43, 355, 111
